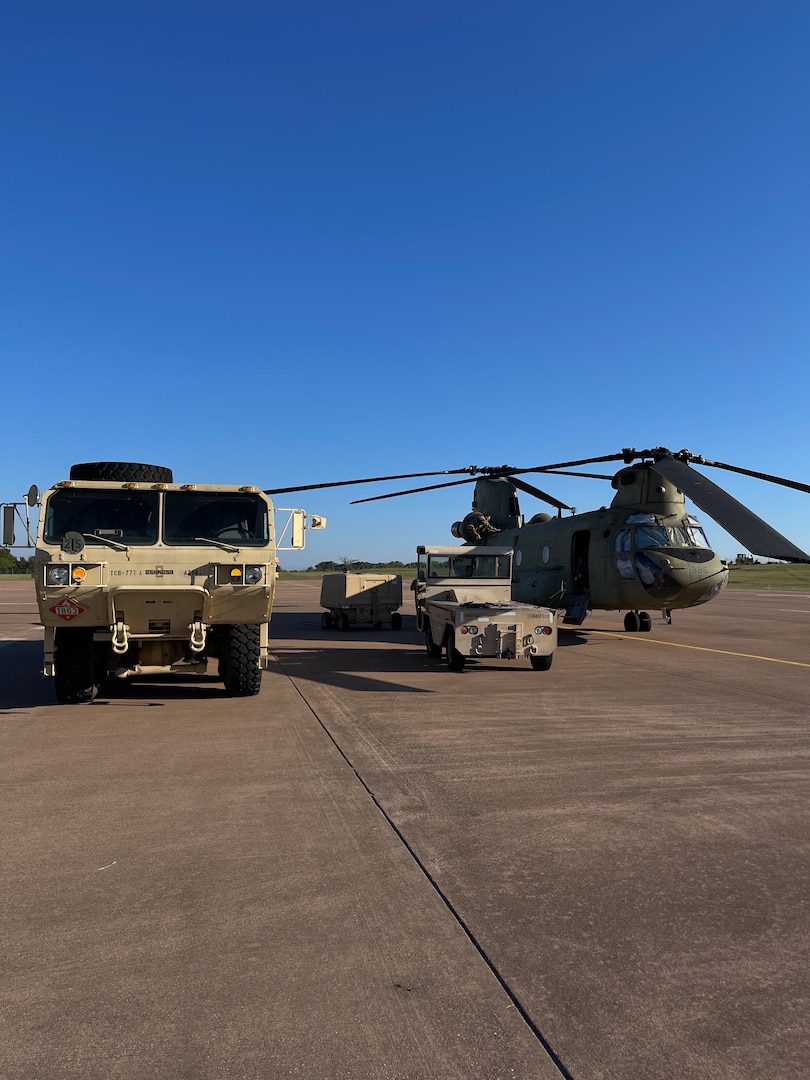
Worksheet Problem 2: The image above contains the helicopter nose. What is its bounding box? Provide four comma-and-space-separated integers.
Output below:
634, 550, 728, 605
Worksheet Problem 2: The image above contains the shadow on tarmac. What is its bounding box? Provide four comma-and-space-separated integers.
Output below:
0, 642, 53, 710
0, 616, 594, 711
268, 611, 595, 693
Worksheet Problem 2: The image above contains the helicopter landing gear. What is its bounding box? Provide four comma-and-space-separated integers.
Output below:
662, 608, 672, 624
624, 610, 652, 632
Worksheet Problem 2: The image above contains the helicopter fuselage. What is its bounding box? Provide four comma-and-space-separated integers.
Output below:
459, 467, 729, 621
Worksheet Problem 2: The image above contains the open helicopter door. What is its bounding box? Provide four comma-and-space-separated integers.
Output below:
572, 530, 590, 592
562, 530, 592, 625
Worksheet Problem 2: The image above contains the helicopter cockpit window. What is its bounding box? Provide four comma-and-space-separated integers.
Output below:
625, 513, 657, 524
634, 525, 670, 549
614, 528, 632, 553
684, 517, 710, 547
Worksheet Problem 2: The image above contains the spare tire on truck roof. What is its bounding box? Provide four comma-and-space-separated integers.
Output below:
69, 462, 174, 483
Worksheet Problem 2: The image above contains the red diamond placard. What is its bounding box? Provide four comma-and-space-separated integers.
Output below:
49, 597, 87, 621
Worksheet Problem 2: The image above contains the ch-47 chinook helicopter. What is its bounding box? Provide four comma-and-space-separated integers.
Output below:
266, 447, 810, 632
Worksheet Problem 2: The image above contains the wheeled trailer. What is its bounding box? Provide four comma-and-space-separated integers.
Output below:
320, 572, 403, 632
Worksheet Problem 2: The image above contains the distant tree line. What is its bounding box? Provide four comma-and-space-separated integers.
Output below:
0, 548, 33, 574
294, 559, 418, 573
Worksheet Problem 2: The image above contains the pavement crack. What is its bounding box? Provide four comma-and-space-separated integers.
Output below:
275, 654, 577, 1080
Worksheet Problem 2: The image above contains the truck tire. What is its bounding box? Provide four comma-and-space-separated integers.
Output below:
222, 624, 262, 697
445, 631, 466, 672
425, 625, 442, 659
337, 613, 350, 632
54, 628, 98, 704
321, 612, 333, 629
530, 653, 553, 671
390, 612, 402, 631
69, 462, 174, 483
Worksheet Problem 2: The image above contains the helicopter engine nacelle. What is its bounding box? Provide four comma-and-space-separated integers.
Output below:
452, 511, 499, 544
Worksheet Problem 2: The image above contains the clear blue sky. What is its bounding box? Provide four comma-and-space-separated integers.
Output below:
3, 0, 808, 566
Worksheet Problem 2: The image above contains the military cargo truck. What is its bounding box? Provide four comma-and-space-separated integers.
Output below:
3, 461, 325, 703
414, 544, 557, 671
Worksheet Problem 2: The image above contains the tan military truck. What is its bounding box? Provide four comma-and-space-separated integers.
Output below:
414, 544, 557, 671
4, 461, 325, 704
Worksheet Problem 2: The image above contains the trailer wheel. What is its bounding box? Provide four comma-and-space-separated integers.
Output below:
337, 613, 350, 632
445, 631, 466, 672
530, 653, 553, 671
54, 628, 98, 704
69, 461, 174, 483
425, 625, 442, 659
390, 612, 402, 631
321, 612, 333, 630
222, 624, 262, 697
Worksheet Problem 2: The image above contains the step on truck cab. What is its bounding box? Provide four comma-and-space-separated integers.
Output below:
414, 544, 557, 672
7, 461, 325, 703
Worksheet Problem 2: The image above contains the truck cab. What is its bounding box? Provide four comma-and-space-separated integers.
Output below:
413, 544, 514, 631
15, 461, 325, 703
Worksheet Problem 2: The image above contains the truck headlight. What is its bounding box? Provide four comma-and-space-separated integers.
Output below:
47, 566, 69, 585
244, 566, 263, 585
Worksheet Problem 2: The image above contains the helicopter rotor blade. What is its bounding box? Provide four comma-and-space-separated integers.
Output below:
682, 455, 810, 496
537, 469, 614, 481
510, 453, 628, 475
264, 467, 477, 496
652, 457, 810, 563
350, 476, 481, 504
509, 476, 574, 511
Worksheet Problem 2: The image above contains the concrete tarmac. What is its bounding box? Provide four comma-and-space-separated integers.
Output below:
1, 579, 808, 1079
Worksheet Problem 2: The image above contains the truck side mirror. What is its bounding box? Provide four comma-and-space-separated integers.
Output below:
3, 505, 15, 546
291, 510, 305, 549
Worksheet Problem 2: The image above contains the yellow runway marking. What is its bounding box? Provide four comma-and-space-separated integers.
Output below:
588, 631, 810, 668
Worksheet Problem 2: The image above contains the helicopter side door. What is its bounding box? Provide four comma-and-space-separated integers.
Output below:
571, 530, 590, 593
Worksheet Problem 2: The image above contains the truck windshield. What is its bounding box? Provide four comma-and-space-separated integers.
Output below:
163, 492, 268, 546
44, 489, 159, 546
427, 554, 511, 579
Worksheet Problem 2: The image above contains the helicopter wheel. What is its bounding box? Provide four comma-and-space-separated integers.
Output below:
638, 611, 652, 632
624, 611, 641, 633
